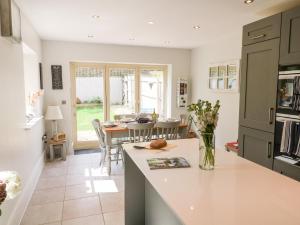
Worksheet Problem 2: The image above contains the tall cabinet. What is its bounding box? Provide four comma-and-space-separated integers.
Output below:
239, 6, 300, 179
238, 14, 281, 169
280, 7, 300, 65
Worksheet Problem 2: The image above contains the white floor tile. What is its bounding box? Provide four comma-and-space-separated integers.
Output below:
66, 174, 92, 186
43, 222, 61, 225
62, 196, 102, 220
103, 211, 124, 225
36, 176, 66, 190
65, 183, 97, 200
62, 214, 104, 225
21, 202, 63, 225
30, 187, 65, 205
100, 192, 124, 213
42, 167, 68, 178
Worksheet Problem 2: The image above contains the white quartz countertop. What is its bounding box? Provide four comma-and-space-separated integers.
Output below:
123, 138, 300, 225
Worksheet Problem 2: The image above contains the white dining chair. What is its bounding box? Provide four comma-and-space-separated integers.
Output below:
92, 119, 124, 171
127, 122, 155, 143
155, 121, 181, 140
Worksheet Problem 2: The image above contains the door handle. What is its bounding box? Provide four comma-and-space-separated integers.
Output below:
269, 108, 274, 124
267, 142, 272, 158
249, 34, 266, 40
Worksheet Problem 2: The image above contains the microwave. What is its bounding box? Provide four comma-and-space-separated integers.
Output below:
277, 70, 300, 116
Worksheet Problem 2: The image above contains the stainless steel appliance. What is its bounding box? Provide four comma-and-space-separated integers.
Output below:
277, 69, 300, 115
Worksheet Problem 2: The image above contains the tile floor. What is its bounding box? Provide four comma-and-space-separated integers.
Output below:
21, 153, 124, 225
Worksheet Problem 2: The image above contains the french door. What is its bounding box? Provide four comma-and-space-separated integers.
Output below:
71, 63, 167, 149
71, 62, 106, 149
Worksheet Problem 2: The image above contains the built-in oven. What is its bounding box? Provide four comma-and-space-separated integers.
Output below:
277, 68, 300, 116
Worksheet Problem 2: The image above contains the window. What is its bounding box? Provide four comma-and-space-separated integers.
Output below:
71, 63, 167, 149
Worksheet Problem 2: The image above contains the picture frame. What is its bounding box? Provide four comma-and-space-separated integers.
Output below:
208, 60, 239, 92
209, 66, 218, 89
51, 65, 63, 90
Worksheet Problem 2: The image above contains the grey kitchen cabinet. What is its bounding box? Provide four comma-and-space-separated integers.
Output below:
238, 126, 274, 169
243, 13, 281, 46
280, 6, 300, 65
239, 39, 279, 133
273, 159, 300, 181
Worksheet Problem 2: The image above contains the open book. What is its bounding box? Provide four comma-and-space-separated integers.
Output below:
147, 157, 190, 170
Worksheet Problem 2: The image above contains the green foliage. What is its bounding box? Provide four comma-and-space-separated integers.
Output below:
187, 99, 220, 133
83, 96, 103, 104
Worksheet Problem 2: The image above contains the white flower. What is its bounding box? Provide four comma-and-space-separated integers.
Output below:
0, 171, 21, 200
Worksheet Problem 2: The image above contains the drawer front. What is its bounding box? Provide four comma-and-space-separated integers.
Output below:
243, 13, 281, 46
273, 159, 300, 181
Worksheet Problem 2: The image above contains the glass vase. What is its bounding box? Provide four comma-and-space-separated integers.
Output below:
199, 132, 215, 170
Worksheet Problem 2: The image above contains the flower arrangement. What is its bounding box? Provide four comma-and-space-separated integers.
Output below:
188, 99, 220, 170
0, 171, 21, 216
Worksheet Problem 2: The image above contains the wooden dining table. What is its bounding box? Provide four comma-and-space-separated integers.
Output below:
101, 123, 188, 174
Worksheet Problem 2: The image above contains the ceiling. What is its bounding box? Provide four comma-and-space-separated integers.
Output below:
16, 0, 300, 49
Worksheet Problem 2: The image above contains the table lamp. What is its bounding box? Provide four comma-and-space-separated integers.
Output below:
45, 106, 63, 137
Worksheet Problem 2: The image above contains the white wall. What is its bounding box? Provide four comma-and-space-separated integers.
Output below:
0, 13, 44, 225
191, 32, 242, 149
42, 41, 191, 152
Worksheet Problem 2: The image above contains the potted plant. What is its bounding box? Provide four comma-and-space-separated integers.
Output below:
188, 99, 220, 170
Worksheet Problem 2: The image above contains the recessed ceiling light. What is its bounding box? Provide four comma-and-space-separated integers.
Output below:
88, 34, 95, 38
148, 21, 154, 25
244, 0, 254, 4
193, 25, 201, 30
92, 15, 100, 19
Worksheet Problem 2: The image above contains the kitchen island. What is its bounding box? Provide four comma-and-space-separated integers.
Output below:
123, 138, 300, 225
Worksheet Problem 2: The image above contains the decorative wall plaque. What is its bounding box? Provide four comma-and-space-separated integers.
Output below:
51, 65, 63, 89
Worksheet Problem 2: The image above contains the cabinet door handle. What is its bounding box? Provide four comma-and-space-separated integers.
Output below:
249, 34, 266, 40
267, 142, 272, 158
269, 108, 274, 124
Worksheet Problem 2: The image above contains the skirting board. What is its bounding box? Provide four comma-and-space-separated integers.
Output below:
6, 152, 45, 225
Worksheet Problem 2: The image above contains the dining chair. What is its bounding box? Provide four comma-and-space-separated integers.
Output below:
155, 121, 181, 140
127, 122, 155, 143
180, 114, 188, 125
92, 119, 124, 170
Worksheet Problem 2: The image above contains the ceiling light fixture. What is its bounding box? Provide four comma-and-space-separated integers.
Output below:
193, 25, 201, 30
88, 34, 95, 38
244, 0, 254, 4
148, 21, 154, 25
92, 15, 100, 19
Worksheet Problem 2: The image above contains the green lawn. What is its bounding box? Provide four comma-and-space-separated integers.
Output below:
76, 105, 119, 131
76, 106, 105, 131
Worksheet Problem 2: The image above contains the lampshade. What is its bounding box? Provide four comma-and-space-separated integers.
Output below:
45, 106, 63, 120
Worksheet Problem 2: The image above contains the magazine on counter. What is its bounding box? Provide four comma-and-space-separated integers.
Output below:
147, 157, 190, 170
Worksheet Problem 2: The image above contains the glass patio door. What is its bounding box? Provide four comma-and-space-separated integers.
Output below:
140, 68, 165, 116
107, 66, 136, 120
72, 63, 105, 149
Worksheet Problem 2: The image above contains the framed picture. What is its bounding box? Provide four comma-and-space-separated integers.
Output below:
227, 63, 238, 90
208, 60, 239, 92
39, 63, 43, 89
218, 65, 227, 89
209, 66, 218, 89
51, 65, 63, 89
